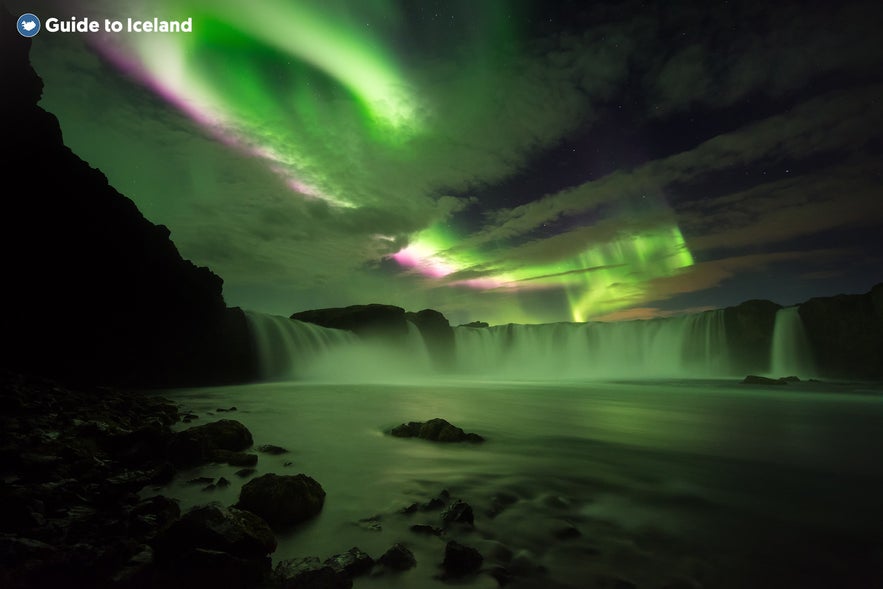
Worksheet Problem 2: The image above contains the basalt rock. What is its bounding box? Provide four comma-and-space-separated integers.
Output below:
798, 283, 883, 378
237, 473, 325, 528
291, 304, 409, 343
0, 9, 257, 387
389, 418, 485, 443
166, 419, 254, 467
405, 309, 455, 371
722, 299, 782, 375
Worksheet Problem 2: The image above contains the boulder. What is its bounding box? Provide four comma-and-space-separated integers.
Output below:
166, 420, 253, 466
152, 504, 276, 560
442, 540, 483, 576
441, 499, 474, 525
237, 473, 325, 528
389, 418, 484, 443
325, 547, 374, 577
257, 444, 289, 455
274, 556, 351, 589
378, 543, 416, 570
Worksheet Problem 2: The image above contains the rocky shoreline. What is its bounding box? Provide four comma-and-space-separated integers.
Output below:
0, 371, 503, 588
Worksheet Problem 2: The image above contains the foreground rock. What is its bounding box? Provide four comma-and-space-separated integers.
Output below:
237, 473, 326, 528
0, 371, 183, 587
153, 504, 276, 560
390, 418, 485, 443
442, 540, 484, 577
167, 419, 255, 466
378, 543, 416, 570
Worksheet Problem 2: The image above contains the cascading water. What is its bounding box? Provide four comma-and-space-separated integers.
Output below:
770, 306, 815, 378
245, 312, 356, 380
454, 310, 732, 378
245, 312, 434, 382
246, 309, 737, 381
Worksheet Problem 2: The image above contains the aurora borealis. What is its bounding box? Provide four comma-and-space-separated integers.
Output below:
12, 0, 883, 325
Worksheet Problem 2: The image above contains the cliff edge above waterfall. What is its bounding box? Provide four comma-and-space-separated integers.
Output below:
0, 10, 256, 387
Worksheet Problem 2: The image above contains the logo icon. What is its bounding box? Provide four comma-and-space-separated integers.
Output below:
17, 13, 41, 38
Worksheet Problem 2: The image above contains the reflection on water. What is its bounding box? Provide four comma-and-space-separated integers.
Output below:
152, 379, 883, 588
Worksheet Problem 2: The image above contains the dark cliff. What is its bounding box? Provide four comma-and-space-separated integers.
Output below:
0, 11, 257, 386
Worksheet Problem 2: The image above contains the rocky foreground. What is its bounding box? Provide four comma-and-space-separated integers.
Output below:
3, 371, 483, 588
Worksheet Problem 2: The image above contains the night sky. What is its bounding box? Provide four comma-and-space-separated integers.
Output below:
13, 0, 883, 325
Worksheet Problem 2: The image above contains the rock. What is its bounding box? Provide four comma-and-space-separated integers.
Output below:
217, 477, 231, 488
800, 283, 883, 378
186, 477, 216, 486
235, 468, 257, 478
213, 450, 258, 467
459, 321, 490, 328
723, 299, 781, 375
237, 473, 325, 527
291, 304, 409, 343
553, 525, 582, 540
153, 504, 276, 560
0, 9, 257, 387
274, 556, 351, 589
441, 499, 474, 525
167, 419, 254, 466
389, 418, 484, 443
442, 540, 483, 576
257, 444, 289, 455
378, 543, 416, 570
410, 524, 443, 536
128, 495, 180, 537
325, 547, 374, 576
405, 309, 455, 371
741, 375, 788, 385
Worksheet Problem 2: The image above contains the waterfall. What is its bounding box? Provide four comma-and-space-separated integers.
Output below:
245, 312, 356, 380
246, 309, 736, 382
454, 310, 732, 378
245, 312, 434, 382
770, 307, 815, 378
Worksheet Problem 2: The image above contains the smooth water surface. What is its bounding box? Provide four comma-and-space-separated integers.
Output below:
151, 379, 883, 588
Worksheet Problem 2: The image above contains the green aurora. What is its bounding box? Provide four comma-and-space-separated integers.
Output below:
17, 0, 883, 324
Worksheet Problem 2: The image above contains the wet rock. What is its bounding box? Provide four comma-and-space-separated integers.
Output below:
741, 375, 788, 385
217, 477, 231, 488
167, 420, 254, 466
378, 543, 416, 570
186, 477, 216, 486
442, 540, 483, 576
257, 444, 288, 455
235, 468, 256, 478
237, 473, 325, 528
389, 418, 484, 443
356, 516, 382, 532
553, 524, 582, 540
325, 546, 374, 576
128, 495, 180, 537
410, 524, 443, 536
214, 450, 258, 467
274, 556, 352, 589
153, 504, 276, 561
441, 499, 474, 525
